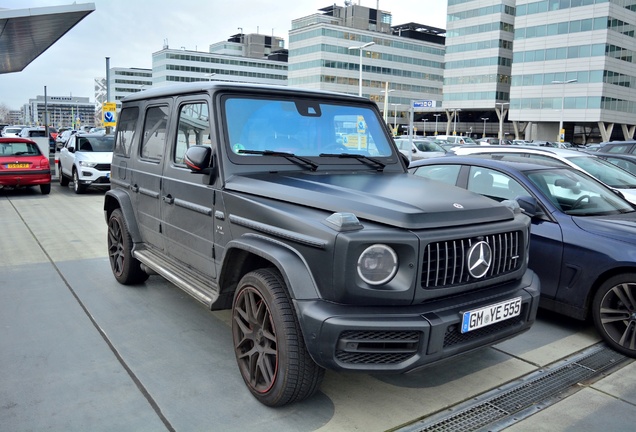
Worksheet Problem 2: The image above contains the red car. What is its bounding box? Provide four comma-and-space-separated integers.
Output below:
0, 137, 52, 194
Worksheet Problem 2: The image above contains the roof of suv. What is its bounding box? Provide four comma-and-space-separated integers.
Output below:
122, 81, 367, 103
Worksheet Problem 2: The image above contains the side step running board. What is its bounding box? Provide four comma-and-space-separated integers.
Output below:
134, 248, 220, 308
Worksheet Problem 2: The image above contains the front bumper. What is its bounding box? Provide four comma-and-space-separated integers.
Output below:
77, 168, 110, 187
295, 270, 540, 373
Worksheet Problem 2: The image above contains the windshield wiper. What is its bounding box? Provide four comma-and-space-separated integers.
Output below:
318, 153, 385, 171
238, 149, 318, 171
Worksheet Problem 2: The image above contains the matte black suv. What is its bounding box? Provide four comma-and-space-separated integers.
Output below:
104, 82, 540, 407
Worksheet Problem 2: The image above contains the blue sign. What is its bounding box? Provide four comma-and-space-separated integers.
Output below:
104, 112, 115, 123
413, 100, 436, 108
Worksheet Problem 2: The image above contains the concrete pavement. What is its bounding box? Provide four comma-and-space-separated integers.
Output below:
1, 183, 635, 432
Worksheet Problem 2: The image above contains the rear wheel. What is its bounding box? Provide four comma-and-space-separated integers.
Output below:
232, 268, 324, 406
592, 273, 636, 358
59, 164, 69, 186
107, 208, 148, 284
40, 184, 51, 195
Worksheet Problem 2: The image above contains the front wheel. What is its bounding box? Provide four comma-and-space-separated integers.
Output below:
72, 169, 87, 194
59, 164, 69, 186
107, 208, 148, 284
592, 273, 636, 358
232, 268, 325, 407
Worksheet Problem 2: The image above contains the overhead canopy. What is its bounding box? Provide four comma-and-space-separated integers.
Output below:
0, 3, 95, 74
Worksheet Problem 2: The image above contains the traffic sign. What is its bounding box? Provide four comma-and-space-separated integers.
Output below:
103, 102, 117, 127
357, 115, 366, 134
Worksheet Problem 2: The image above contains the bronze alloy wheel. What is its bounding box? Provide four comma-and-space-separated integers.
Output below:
232, 269, 324, 407
593, 274, 636, 358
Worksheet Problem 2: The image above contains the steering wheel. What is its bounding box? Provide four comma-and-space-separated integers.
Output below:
571, 195, 590, 209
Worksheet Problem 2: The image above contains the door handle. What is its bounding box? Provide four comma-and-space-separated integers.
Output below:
131, 184, 139, 193
162, 195, 174, 204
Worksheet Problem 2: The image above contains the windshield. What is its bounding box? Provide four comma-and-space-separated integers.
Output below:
567, 155, 636, 188
526, 168, 634, 216
414, 141, 445, 152
224, 97, 394, 160
77, 135, 114, 152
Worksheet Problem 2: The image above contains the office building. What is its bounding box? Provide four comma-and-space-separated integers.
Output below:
23, 95, 95, 129
288, 3, 445, 135
151, 36, 288, 88
510, 0, 636, 142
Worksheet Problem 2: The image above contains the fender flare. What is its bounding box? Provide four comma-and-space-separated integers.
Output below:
104, 189, 143, 244
223, 233, 320, 300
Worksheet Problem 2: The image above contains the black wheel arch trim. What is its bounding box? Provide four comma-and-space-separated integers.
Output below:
104, 189, 143, 244
223, 233, 320, 301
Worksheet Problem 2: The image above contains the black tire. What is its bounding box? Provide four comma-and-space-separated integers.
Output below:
592, 273, 636, 358
232, 268, 325, 407
40, 183, 51, 195
107, 208, 149, 285
72, 169, 86, 194
59, 165, 69, 186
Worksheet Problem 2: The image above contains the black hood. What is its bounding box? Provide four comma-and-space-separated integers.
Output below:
226, 171, 515, 229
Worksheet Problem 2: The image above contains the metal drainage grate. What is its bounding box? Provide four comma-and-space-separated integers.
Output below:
394, 343, 629, 432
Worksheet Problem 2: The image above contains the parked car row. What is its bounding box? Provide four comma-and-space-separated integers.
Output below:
408, 145, 636, 358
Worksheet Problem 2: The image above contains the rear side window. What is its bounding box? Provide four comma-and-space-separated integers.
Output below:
114, 107, 139, 157
141, 106, 169, 161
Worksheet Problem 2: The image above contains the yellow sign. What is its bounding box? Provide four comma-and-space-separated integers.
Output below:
343, 134, 367, 149
103, 102, 117, 127
356, 115, 366, 134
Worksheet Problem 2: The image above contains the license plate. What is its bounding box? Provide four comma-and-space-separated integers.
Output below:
7, 163, 29, 168
461, 297, 522, 333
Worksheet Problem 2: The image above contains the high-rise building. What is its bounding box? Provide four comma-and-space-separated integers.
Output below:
443, 0, 636, 142
510, 0, 636, 142
288, 3, 445, 135
442, 0, 515, 137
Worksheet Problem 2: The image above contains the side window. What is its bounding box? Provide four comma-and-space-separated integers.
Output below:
411, 164, 461, 186
141, 106, 169, 161
468, 167, 525, 201
175, 102, 211, 165
606, 144, 630, 154
114, 107, 139, 157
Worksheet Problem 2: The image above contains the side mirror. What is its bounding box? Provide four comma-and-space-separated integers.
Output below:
184, 145, 213, 174
516, 195, 542, 217
68, 147, 75, 153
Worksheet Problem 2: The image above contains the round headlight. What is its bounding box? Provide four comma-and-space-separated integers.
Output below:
357, 244, 398, 285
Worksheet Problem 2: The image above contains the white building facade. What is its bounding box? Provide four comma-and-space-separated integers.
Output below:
510, 0, 636, 141
151, 47, 287, 88
288, 4, 445, 135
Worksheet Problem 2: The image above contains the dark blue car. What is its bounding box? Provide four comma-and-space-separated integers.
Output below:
409, 155, 636, 357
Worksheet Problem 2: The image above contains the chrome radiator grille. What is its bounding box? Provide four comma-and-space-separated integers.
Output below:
421, 231, 522, 288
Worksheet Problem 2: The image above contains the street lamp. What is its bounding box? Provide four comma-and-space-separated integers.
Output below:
381, 88, 394, 122
452, 109, 461, 135
495, 103, 509, 140
348, 41, 375, 97
391, 103, 399, 135
481, 117, 489, 138
433, 113, 441, 135
552, 79, 578, 143
205, 73, 216, 81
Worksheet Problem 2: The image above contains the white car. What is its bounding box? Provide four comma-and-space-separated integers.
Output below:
450, 145, 636, 205
394, 138, 446, 162
58, 133, 114, 193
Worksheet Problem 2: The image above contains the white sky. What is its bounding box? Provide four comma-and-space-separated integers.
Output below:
0, 1, 447, 110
